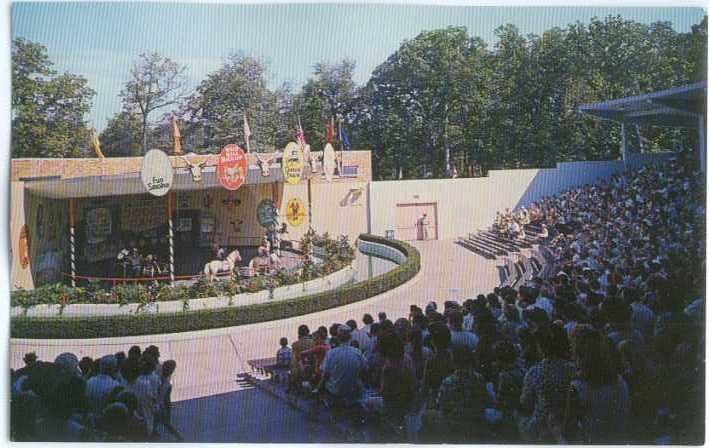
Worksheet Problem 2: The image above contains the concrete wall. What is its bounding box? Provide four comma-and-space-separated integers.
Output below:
278, 180, 369, 243
369, 154, 670, 240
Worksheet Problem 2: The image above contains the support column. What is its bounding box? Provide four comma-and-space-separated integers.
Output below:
698, 114, 706, 173
167, 191, 175, 286
68, 198, 76, 288
307, 178, 312, 231
621, 123, 628, 167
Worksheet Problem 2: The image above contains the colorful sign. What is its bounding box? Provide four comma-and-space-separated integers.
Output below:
141, 149, 174, 197
282, 142, 304, 185
86, 207, 112, 244
257, 199, 278, 228
217, 144, 248, 190
323, 143, 336, 182
286, 198, 306, 227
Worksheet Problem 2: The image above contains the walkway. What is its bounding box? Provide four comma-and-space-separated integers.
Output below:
10, 239, 501, 438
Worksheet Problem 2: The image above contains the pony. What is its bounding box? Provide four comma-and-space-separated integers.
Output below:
203, 249, 242, 282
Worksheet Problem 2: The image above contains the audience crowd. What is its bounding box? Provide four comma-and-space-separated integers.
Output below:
278, 158, 705, 443
10, 344, 181, 442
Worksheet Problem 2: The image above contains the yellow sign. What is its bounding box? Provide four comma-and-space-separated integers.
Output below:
286, 198, 306, 226
282, 142, 304, 185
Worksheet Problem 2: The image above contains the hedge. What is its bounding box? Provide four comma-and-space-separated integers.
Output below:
11, 235, 420, 339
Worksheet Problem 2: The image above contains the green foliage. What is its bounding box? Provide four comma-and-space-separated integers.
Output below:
358, 17, 707, 177
177, 53, 292, 153
11, 235, 420, 338
11, 38, 96, 158
119, 52, 187, 154
293, 59, 358, 149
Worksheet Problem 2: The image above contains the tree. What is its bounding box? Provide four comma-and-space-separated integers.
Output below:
293, 60, 358, 149
178, 53, 290, 153
11, 38, 95, 158
99, 111, 143, 157
120, 52, 187, 154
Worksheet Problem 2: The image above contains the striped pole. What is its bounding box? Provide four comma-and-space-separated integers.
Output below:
68, 198, 76, 287
167, 191, 175, 286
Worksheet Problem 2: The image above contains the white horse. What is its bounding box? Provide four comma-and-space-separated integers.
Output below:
203, 249, 242, 282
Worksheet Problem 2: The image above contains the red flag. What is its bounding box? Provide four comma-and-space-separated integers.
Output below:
325, 117, 335, 143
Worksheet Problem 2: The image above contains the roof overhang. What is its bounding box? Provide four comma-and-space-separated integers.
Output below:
579, 81, 707, 128
24, 164, 285, 199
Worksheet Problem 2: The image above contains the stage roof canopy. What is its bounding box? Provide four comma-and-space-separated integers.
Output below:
579, 81, 707, 128
24, 164, 285, 199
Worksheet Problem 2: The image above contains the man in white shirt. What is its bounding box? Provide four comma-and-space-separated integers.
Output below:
448, 310, 479, 350
347, 319, 372, 354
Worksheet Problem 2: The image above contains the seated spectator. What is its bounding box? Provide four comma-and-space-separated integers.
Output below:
347, 319, 372, 353
517, 325, 575, 442
423, 322, 454, 402
377, 331, 417, 426
315, 325, 367, 407
86, 355, 120, 415
448, 310, 479, 350
276, 337, 292, 368
566, 325, 629, 443
428, 345, 489, 442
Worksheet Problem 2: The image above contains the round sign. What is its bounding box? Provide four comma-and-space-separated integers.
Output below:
217, 144, 248, 191
286, 198, 306, 227
282, 142, 304, 185
256, 199, 278, 228
141, 149, 174, 197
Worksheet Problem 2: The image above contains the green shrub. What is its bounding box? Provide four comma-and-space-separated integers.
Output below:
11, 235, 420, 339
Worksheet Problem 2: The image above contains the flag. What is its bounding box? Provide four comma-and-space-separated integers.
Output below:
91, 128, 104, 159
171, 115, 182, 155
325, 116, 335, 143
338, 122, 351, 151
243, 113, 252, 152
296, 116, 307, 146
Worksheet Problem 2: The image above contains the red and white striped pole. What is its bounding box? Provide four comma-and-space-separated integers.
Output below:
68, 198, 76, 287
167, 191, 175, 286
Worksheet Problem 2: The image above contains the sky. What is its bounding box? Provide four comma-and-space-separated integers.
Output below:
11, 2, 706, 131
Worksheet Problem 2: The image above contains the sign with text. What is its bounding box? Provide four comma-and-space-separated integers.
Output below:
141, 149, 174, 197
217, 144, 248, 191
282, 142, 304, 185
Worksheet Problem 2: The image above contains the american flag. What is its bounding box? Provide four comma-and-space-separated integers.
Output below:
297, 116, 307, 146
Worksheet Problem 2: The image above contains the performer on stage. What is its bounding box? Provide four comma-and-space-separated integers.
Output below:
416, 213, 428, 241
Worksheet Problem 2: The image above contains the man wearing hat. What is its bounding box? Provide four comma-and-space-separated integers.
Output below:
314, 325, 366, 407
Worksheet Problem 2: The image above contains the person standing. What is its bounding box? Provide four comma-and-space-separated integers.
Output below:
416, 214, 428, 241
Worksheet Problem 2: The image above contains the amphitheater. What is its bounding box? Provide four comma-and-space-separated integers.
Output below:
10, 83, 706, 443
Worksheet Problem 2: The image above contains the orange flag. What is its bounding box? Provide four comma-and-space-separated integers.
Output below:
172, 115, 182, 155
91, 128, 104, 158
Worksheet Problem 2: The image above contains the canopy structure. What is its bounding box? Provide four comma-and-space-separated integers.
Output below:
579, 81, 707, 171
24, 163, 284, 199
